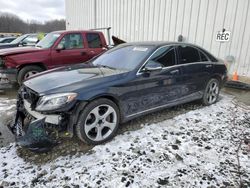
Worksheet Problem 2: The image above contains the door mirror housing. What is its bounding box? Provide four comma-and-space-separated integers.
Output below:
142, 60, 163, 72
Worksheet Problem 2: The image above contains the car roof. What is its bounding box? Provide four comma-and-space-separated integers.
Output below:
121, 41, 204, 48
117, 41, 218, 61
51, 30, 103, 34
121, 41, 214, 55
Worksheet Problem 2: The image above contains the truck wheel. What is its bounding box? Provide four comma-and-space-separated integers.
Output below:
202, 78, 220, 106
17, 65, 44, 84
76, 98, 120, 145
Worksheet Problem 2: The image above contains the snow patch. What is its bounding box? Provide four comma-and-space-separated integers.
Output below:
0, 95, 249, 187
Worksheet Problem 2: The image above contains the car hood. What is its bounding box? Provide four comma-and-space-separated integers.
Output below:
24, 64, 128, 94
0, 46, 42, 56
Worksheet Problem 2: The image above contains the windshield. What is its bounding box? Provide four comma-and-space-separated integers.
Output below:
10, 34, 27, 44
92, 45, 154, 71
36, 33, 61, 49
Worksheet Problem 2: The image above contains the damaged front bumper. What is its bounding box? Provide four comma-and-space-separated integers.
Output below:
23, 99, 61, 125
9, 86, 87, 152
9, 93, 65, 152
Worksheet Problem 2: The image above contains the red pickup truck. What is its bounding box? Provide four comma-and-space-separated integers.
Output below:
0, 30, 107, 84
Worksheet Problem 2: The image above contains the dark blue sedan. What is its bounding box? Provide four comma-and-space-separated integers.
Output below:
13, 42, 227, 146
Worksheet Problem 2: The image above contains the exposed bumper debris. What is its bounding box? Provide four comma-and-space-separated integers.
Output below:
16, 118, 57, 152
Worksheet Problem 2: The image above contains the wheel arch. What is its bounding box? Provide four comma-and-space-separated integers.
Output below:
68, 94, 123, 137
88, 94, 123, 119
209, 74, 223, 87
89, 94, 120, 107
17, 62, 47, 72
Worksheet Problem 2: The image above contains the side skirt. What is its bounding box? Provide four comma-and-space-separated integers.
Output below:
122, 92, 203, 123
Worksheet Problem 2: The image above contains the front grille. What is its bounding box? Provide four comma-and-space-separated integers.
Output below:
22, 86, 39, 110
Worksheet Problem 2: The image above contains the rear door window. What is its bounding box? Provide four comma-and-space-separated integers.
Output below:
86, 33, 102, 48
177, 46, 200, 64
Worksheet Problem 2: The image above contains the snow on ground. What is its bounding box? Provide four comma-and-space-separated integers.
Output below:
0, 98, 16, 146
0, 95, 250, 187
0, 97, 16, 113
0, 98, 16, 123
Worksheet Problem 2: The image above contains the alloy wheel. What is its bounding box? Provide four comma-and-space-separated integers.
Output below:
24, 71, 39, 79
84, 104, 117, 142
206, 80, 219, 104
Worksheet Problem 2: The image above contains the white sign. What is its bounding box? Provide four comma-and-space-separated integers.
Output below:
133, 47, 148, 52
216, 30, 231, 42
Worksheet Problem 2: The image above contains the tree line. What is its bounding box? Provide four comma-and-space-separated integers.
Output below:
0, 12, 66, 34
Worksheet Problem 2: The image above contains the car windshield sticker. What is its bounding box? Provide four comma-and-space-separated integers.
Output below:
133, 47, 148, 52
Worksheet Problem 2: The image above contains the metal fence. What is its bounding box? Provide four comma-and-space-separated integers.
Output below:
65, 0, 250, 77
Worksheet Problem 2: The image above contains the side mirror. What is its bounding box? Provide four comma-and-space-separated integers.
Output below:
56, 43, 65, 51
142, 60, 163, 72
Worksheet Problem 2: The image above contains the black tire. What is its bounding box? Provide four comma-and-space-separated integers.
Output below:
76, 98, 120, 145
17, 65, 44, 84
202, 78, 220, 106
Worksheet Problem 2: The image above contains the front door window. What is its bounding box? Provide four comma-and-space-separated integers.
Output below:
146, 46, 176, 68
57, 33, 83, 49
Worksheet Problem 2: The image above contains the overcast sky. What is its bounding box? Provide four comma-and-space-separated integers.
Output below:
0, 0, 65, 22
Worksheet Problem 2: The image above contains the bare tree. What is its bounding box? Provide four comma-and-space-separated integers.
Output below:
0, 12, 66, 34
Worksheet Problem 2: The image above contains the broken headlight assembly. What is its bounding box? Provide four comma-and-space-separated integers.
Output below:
35, 93, 77, 111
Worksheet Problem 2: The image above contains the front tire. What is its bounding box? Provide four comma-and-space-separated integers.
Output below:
17, 65, 44, 84
76, 98, 120, 145
202, 78, 220, 105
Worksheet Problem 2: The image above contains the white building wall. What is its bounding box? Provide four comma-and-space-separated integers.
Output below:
65, 0, 250, 77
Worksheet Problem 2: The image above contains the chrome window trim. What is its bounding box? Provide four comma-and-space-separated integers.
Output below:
136, 44, 217, 76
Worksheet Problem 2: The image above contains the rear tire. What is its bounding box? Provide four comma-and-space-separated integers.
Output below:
76, 98, 120, 145
17, 65, 44, 84
202, 78, 220, 105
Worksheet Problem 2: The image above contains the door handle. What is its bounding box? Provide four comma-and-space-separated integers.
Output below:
81, 51, 87, 55
170, 69, 179, 75
205, 64, 212, 68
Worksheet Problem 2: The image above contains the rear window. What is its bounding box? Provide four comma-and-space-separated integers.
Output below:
202, 50, 218, 62
86, 33, 102, 48
199, 51, 209, 62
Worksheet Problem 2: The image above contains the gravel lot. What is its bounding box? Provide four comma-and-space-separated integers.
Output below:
0, 94, 249, 187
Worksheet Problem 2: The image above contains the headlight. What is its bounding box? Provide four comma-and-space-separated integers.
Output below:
35, 93, 77, 111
